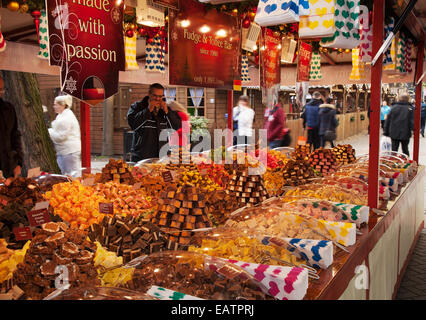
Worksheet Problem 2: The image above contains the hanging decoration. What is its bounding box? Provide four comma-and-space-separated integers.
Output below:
383, 18, 396, 71
242, 22, 261, 52
309, 51, 322, 81
349, 48, 365, 81
299, 0, 335, 39
241, 55, 251, 83
0, 15, 6, 52
37, 10, 49, 59
31, 9, 42, 43
359, 5, 372, 62
136, 0, 165, 27
6, 1, 20, 11
281, 36, 297, 63
405, 38, 413, 73
254, 0, 309, 26
320, 0, 361, 49
145, 36, 165, 73
124, 34, 139, 71
396, 32, 406, 74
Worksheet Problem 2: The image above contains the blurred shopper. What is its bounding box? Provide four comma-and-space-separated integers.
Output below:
384, 94, 414, 157
127, 83, 181, 161
318, 97, 338, 148
381, 101, 391, 129
168, 101, 191, 148
233, 95, 255, 145
301, 91, 322, 150
0, 76, 23, 178
48, 95, 81, 176
264, 103, 290, 148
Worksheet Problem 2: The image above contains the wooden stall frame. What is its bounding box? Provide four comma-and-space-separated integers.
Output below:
413, 40, 424, 164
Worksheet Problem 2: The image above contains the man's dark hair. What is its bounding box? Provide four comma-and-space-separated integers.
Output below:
326, 97, 333, 104
149, 83, 164, 94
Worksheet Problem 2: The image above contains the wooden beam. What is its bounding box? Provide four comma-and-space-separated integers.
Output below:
3, 25, 36, 40
368, 0, 385, 210
320, 52, 337, 65
8, 31, 37, 42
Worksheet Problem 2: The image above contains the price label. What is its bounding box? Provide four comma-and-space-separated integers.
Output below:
162, 171, 173, 183
99, 203, 114, 215
33, 201, 50, 211
26, 208, 51, 227
132, 182, 142, 190
199, 168, 209, 176
27, 167, 41, 179
13, 227, 33, 241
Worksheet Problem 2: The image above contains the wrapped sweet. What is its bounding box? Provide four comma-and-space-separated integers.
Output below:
0, 202, 63, 249
93, 242, 134, 287
101, 159, 135, 185
225, 169, 269, 207
332, 145, 356, 164
205, 189, 241, 226
0, 240, 30, 287
44, 181, 108, 230
88, 215, 178, 264
0, 177, 43, 209
188, 228, 305, 267
308, 148, 338, 176
281, 159, 315, 187
93, 181, 153, 218
150, 185, 213, 246
122, 250, 274, 300
291, 144, 311, 161
13, 222, 100, 300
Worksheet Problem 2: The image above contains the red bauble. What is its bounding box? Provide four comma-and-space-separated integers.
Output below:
147, 38, 154, 45
126, 29, 134, 38
158, 29, 166, 38
139, 28, 147, 36
254, 54, 259, 64
242, 17, 251, 29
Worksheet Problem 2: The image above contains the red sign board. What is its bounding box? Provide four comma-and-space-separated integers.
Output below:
13, 227, 33, 241
46, 0, 125, 103
26, 209, 51, 227
168, 0, 241, 89
296, 41, 313, 82
99, 202, 114, 215
260, 28, 281, 90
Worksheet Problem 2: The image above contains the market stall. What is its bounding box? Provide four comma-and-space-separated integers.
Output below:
0, 0, 425, 301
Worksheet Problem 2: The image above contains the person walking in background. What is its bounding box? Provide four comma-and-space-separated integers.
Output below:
168, 101, 191, 148
127, 83, 182, 161
301, 91, 323, 150
318, 97, 338, 148
421, 97, 426, 138
264, 103, 290, 149
233, 95, 255, 145
48, 95, 81, 176
0, 75, 23, 179
384, 94, 414, 157
380, 101, 391, 129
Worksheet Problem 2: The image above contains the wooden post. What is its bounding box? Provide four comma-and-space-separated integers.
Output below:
413, 40, 424, 163
80, 101, 91, 173
102, 96, 114, 156
368, 0, 384, 209
227, 90, 233, 147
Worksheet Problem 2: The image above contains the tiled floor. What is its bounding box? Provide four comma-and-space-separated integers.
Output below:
395, 229, 426, 300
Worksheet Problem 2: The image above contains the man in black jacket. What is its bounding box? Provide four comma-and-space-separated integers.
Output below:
0, 76, 23, 178
384, 94, 414, 157
127, 83, 182, 162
